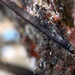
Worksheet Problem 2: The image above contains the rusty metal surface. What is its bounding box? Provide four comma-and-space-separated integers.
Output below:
0, 0, 74, 54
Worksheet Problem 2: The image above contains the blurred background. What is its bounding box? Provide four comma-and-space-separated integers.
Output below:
0, 0, 75, 75
0, 0, 40, 75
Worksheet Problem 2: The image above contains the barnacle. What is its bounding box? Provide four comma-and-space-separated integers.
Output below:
0, 0, 75, 75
